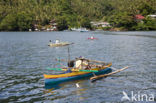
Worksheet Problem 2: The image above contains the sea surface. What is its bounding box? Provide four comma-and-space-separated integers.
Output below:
0, 31, 156, 103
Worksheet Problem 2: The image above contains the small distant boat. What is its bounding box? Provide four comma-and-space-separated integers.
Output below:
71, 27, 89, 32
48, 42, 71, 47
88, 36, 98, 40
79, 28, 89, 32
48, 40, 72, 47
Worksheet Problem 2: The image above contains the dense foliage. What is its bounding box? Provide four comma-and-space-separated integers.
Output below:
0, 0, 156, 31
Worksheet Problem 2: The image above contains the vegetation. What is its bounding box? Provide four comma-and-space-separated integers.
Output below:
0, 0, 156, 31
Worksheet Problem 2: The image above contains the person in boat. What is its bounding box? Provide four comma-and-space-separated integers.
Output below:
48, 40, 52, 46
55, 39, 60, 44
90, 36, 94, 39
65, 60, 76, 73
67, 60, 75, 68
75, 56, 90, 70
67, 56, 90, 70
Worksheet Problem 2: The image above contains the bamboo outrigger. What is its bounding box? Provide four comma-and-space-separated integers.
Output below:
44, 57, 129, 85
90, 66, 129, 81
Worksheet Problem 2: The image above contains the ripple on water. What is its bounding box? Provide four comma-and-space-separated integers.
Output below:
0, 31, 156, 102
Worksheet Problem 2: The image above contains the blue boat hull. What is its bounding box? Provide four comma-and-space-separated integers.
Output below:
45, 68, 112, 85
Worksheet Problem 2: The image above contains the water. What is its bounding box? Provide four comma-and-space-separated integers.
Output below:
0, 31, 156, 103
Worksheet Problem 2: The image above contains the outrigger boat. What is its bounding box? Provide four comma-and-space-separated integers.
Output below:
48, 42, 71, 47
48, 39, 72, 47
44, 63, 112, 85
88, 36, 98, 40
44, 58, 129, 85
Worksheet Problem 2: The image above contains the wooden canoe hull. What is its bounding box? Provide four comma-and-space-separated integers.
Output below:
48, 42, 70, 47
44, 67, 112, 85
44, 63, 112, 78
88, 38, 98, 40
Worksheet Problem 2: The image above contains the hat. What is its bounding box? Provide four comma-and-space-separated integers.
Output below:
76, 56, 84, 59
78, 56, 85, 60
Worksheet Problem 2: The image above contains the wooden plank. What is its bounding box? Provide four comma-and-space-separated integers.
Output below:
87, 59, 107, 64
90, 66, 129, 80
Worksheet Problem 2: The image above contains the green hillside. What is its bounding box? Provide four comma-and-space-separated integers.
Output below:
0, 0, 156, 31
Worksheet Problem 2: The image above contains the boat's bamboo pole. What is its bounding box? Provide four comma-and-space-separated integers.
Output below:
87, 59, 106, 64
90, 66, 129, 80
56, 58, 106, 64
67, 46, 70, 62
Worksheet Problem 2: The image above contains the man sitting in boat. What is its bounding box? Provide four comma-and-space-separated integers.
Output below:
67, 57, 91, 71
75, 57, 90, 70
67, 57, 90, 70
90, 36, 94, 39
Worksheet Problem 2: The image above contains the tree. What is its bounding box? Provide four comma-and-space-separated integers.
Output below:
108, 12, 136, 30
0, 0, 156, 31
138, 3, 155, 16
17, 12, 33, 31
56, 16, 68, 31
0, 13, 18, 31
80, 18, 91, 29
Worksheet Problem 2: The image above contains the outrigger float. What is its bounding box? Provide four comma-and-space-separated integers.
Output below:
44, 58, 129, 85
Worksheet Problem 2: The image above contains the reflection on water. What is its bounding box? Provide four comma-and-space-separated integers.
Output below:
44, 79, 90, 102
45, 83, 61, 90
73, 88, 88, 101
44, 88, 56, 94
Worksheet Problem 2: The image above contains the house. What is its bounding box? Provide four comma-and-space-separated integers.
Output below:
134, 14, 145, 23
147, 15, 156, 19
135, 14, 145, 20
49, 19, 58, 31
71, 27, 89, 32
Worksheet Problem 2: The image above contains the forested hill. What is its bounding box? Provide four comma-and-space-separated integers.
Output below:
0, 0, 156, 31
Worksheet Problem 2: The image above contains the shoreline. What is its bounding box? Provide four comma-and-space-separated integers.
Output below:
0, 30, 156, 32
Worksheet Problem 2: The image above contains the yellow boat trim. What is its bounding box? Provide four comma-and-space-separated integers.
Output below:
44, 63, 112, 79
